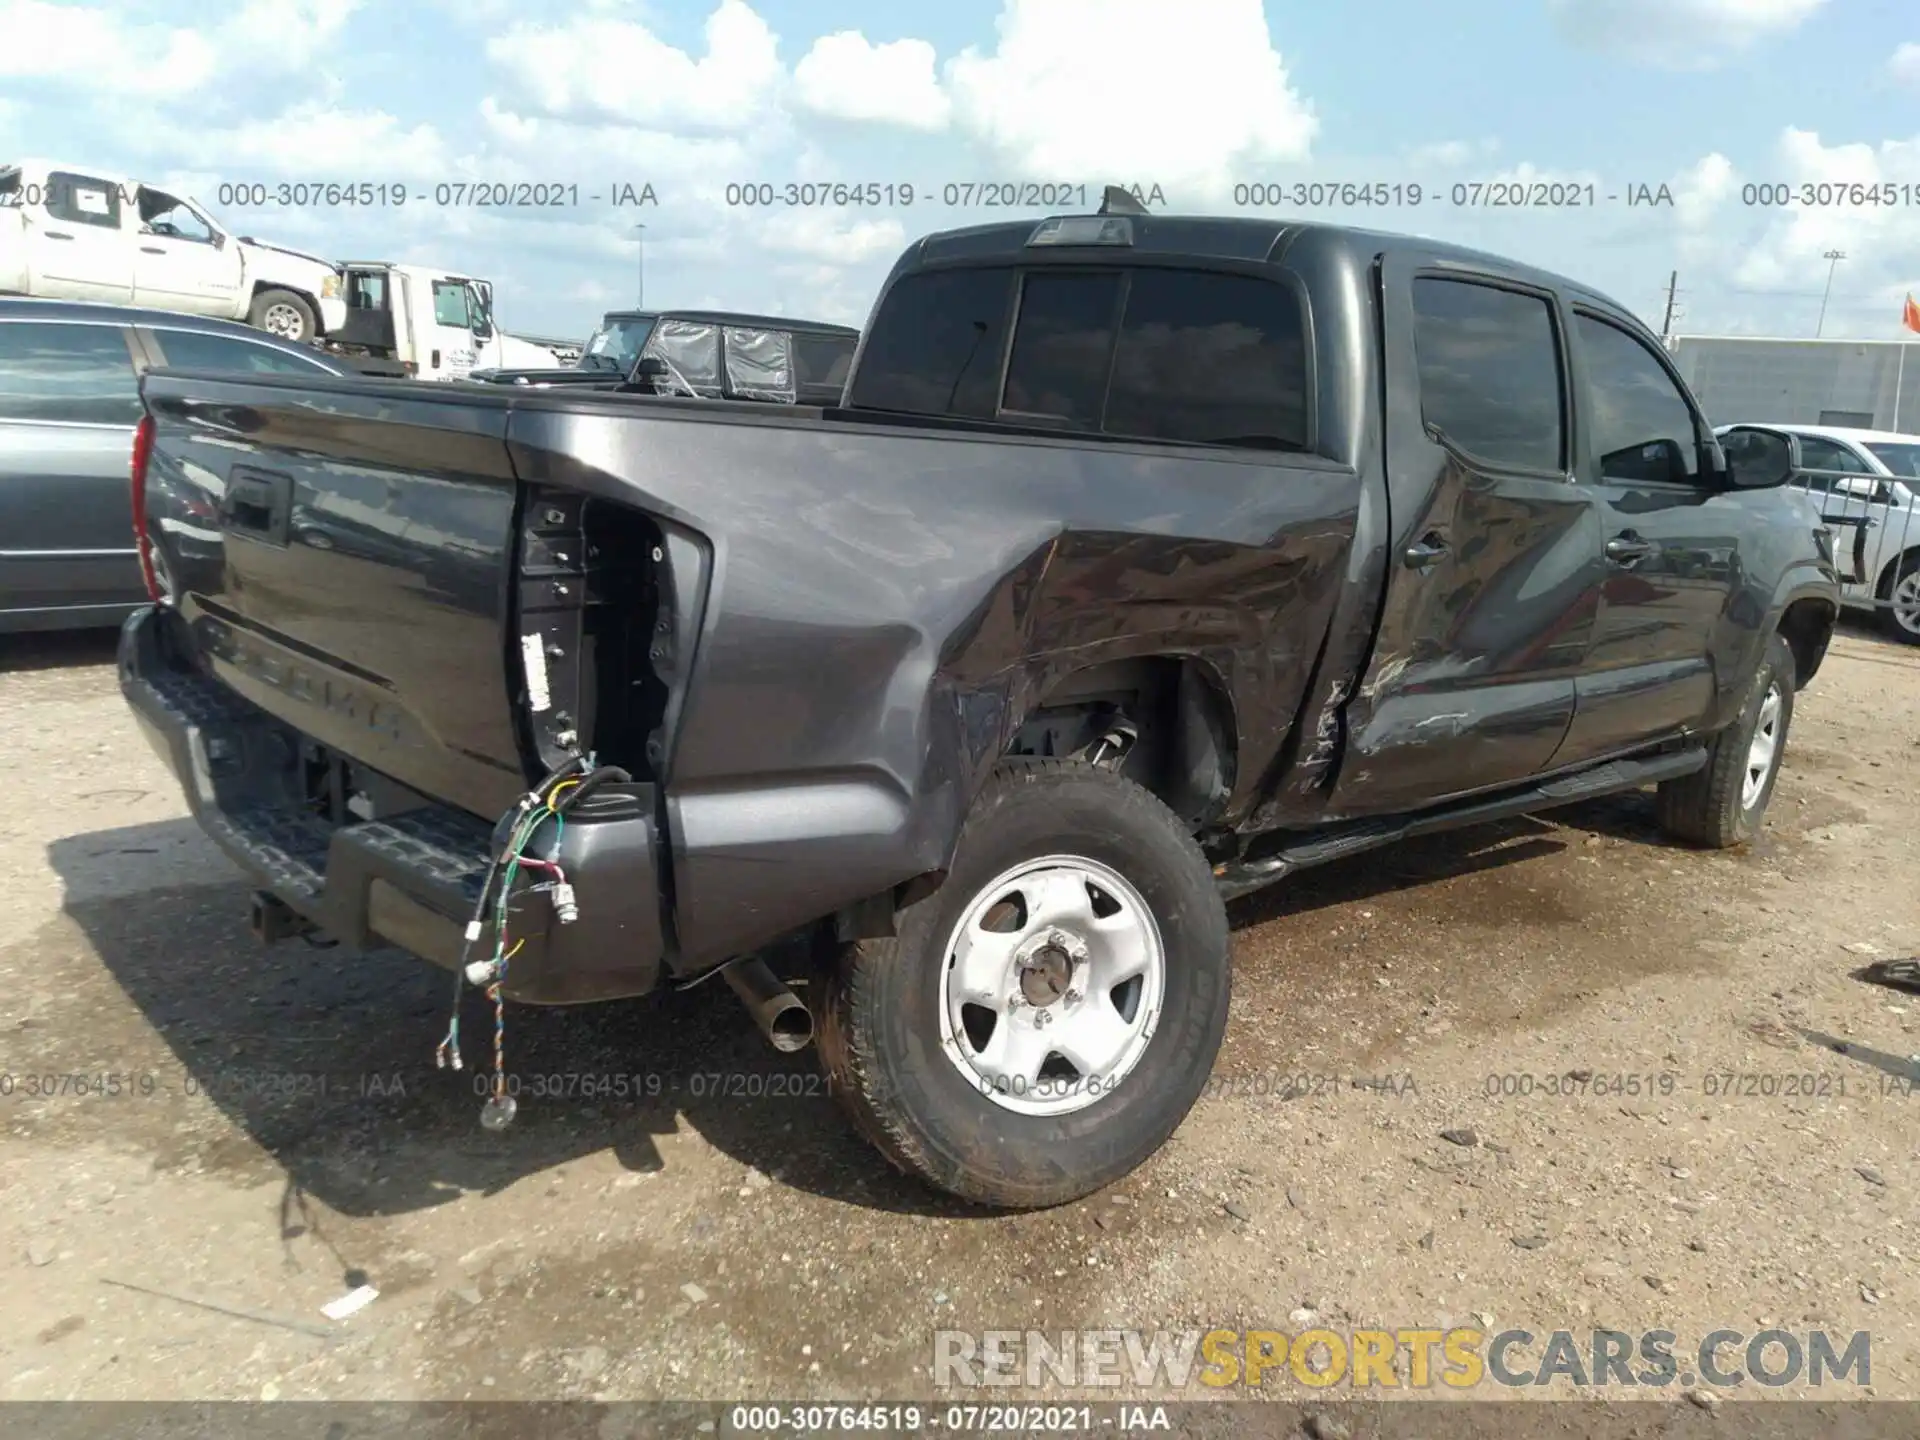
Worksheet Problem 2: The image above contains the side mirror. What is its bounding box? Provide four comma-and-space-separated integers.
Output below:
1717, 429, 1800, 489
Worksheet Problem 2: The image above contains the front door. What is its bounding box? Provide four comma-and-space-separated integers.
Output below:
0, 318, 147, 624
130, 188, 242, 316
424, 278, 481, 379
1550, 309, 1742, 766
29, 171, 133, 303
1330, 258, 1605, 817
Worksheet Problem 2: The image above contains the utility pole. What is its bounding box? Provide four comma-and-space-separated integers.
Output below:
1816, 249, 1845, 337
632, 223, 647, 308
1660, 270, 1678, 341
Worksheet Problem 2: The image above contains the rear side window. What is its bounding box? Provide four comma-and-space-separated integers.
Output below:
1574, 312, 1701, 483
151, 329, 334, 375
847, 267, 1014, 418
0, 320, 141, 424
1106, 269, 1308, 449
1792, 435, 1871, 475
793, 333, 854, 392
1412, 277, 1565, 472
46, 171, 123, 230
1001, 272, 1122, 427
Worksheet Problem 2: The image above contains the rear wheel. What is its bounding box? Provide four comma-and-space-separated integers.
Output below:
816, 758, 1230, 1208
1881, 551, 1920, 646
249, 289, 315, 343
1656, 632, 1796, 848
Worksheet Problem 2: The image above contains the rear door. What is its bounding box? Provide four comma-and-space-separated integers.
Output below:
1330, 258, 1604, 815
30, 171, 134, 303
1550, 309, 1741, 766
0, 317, 146, 623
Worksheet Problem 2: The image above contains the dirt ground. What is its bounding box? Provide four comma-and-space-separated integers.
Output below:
1, 622, 1916, 1415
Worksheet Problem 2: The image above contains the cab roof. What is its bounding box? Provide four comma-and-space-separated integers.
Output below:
900, 211, 1640, 321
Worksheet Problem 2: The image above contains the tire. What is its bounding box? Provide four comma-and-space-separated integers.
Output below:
249, 289, 316, 343
815, 758, 1230, 1208
1880, 551, 1920, 646
1656, 632, 1796, 848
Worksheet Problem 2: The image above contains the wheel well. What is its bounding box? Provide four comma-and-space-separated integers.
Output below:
1778, 596, 1836, 688
250, 282, 318, 312
1004, 657, 1236, 828
1876, 544, 1920, 599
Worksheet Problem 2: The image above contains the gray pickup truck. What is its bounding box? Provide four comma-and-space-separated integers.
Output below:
121, 193, 1839, 1207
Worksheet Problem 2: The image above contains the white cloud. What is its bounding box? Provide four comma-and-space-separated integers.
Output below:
485, 0, 782, 133
1664, 129, 1920, 336
162, 102, 452, 180
1891, 43, 1920, 88
1548, 0, 1830, 67
757, 210, 909, 264
944, 0, 1315, 199
0, 0, 357, 96
474, 98, 754, 190
793, 32, 951, 130
1671, 151, 1739, 239
1405, 139, 1501, 169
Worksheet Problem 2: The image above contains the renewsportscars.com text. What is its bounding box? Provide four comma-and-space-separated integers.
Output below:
933, 1327, 1871, 1391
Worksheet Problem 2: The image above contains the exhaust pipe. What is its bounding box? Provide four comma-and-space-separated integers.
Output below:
723, 958, 814, 1053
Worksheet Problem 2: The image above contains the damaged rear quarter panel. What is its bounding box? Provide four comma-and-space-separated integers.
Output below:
507, 401, 1359, 971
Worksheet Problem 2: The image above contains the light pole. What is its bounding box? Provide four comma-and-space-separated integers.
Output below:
1816, 249, 1845, 337
632, 223, 646, 308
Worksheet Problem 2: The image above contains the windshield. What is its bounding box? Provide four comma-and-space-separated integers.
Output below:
1865, 443, 1920, 480
582, 318, 654, 372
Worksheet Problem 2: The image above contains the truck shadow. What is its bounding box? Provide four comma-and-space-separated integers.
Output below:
49, 822, 966, 1224
0, 626, 122, 671
51, 797, 1668, 1224
1225, 789, 1673, 929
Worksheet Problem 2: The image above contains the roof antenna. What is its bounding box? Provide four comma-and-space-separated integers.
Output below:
1097, 185, 1149, 217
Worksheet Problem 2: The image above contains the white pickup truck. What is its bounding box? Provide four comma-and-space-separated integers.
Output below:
0, 160, 346, 342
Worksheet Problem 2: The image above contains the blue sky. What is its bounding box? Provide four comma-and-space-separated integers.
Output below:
3, 0, 1917, 343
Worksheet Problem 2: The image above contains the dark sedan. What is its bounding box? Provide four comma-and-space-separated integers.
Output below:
0, 298, 353, 634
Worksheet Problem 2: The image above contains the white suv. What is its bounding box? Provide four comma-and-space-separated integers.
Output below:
1716, 423, 1920, 644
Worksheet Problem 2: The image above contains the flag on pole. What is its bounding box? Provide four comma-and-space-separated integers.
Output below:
1905, 293, 1920, 334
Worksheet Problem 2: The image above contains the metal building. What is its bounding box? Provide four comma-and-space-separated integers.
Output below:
1668, 335, 1920, 433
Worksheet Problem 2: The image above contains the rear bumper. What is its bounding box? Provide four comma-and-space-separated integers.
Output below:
118, 606, 665, 1003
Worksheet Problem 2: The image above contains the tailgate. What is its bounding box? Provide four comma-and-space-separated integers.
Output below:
140, 372, 530, 817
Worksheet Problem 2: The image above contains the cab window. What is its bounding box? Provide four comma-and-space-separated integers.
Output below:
1411, 277, 1565, 472
431, 282, 474, 328
1574, 312, 1703, 484
45, 171, 123, 230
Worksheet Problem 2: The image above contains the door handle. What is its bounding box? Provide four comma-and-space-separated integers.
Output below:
1605, 534, 1655, 566
44, 230, 74, 240
140, 245, 167, 254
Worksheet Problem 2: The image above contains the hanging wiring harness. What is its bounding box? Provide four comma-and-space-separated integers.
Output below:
433, 757, 632, 1128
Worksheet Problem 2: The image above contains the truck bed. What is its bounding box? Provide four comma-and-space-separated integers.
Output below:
126, 369, 1360, 996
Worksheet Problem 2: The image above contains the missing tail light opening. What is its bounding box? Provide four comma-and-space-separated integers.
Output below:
513, 486, 672, 783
